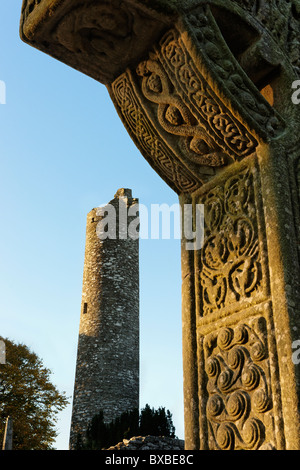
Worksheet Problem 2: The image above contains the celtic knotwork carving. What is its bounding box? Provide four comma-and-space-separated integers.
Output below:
111, 72, 201, 193
137, 57, 226, 167
136, 28, 259, 169
199, 166, 263, 315
159, 29, 261, 151
183, 6, 285, 137
204, 317, 274, 450
220, 0, 300, 76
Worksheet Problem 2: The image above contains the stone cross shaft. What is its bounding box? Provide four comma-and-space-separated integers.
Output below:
20, 0, 300, 450
2, 417, 13, 450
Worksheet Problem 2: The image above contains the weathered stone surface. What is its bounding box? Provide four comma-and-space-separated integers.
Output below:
20, 0, 300, 451
69, 189, 139, 450
106, 435, 185, 451
20, 1, 294, 193
20, 0, 174, 84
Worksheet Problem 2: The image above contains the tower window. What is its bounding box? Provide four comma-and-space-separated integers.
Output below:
83, 303, 88, 314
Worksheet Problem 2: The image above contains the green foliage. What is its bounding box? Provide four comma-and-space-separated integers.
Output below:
0, 337, 69, 450
80, 404, 176, 450
139, 404, 176, 438
83, 408, 140, 450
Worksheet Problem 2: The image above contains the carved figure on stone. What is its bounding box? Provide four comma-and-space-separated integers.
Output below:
198, 166, 263, 316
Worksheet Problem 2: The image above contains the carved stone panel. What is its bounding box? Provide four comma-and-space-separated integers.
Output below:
223, 0, 300, 77
195, 157, 269, 318
111, 71, 202, 194
198, 303, 281, 450
181, 6, 285, 139
137, 29, 258, 165
189, 157, 286, 449
20, 1, 290, 195
20, 0, 173, 85
109, 4, 286, 194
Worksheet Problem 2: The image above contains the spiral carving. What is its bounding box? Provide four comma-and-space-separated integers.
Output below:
206, 356, 220, 377
234, 324, 248, 344
205, 318, 272, 450
217, 327, 234, 350
218, 369, 233, 393
227, 346, 244, 370
251, 341, 266, 362
253, 389, 270, 413
243, 418, 264, 449
207, 394, 224, 418
227, 391, 248, 420
242, 364, 261, 390
216, 423, 235, 450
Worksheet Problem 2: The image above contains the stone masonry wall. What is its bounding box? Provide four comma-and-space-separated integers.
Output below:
69, 189, 139, 449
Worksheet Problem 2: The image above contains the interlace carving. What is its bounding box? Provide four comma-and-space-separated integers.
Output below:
183, 7, 285, 137
112, 72, 201, 193
198, 167, 264, 316
109, 7, 286, 193
102, 3, 290, 194
136, 28, 258, 167
204, 317, 275, 450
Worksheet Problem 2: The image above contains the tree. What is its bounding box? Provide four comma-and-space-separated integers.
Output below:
83, 404, 176, 450
84, 408, 140, 450
0, 337, 69, 450
139, 404, 176, 438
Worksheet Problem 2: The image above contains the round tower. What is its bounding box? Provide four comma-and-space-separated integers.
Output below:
69, 189, 139, 449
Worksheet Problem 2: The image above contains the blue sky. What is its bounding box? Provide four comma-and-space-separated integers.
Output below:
0, 2, 184, 449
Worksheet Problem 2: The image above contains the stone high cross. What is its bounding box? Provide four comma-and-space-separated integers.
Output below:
20, 0, 300, 450
2, 417, 13, 450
